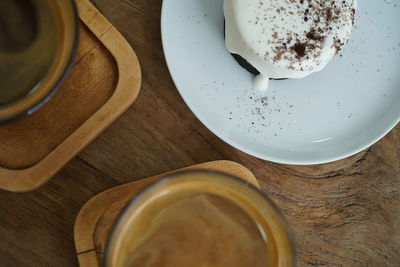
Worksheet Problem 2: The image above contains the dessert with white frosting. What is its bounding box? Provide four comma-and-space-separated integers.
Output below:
224, 0, 357, 91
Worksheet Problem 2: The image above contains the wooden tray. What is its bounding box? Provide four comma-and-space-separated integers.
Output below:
74, 160, 259, 267
0, 0, 141, 192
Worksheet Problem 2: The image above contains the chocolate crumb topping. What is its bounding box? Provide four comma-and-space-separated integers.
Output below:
326, 8, 333, 21
237, 0, 356, 71
306, 29, 325, 41
292, 43, 306, 58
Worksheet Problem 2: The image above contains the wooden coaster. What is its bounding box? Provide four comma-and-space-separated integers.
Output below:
74, 160, 259, 267
0, 0, 141, 192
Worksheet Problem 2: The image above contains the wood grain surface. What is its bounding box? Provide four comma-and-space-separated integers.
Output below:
0, 0, 399, 266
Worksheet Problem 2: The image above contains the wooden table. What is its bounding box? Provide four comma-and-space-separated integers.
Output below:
0, 1, 399, 266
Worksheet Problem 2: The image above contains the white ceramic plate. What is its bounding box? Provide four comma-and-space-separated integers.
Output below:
161, 0, 400, 165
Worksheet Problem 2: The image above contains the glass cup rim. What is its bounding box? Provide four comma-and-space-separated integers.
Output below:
103, 169, 297, 267
0, 0, 80, 124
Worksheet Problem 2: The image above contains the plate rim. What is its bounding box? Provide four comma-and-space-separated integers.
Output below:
160, 0, 400, 165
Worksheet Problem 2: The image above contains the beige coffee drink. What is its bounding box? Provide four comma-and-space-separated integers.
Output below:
0, 0, 78, 122
105, 171, 295, 267
0, 0, 59, 104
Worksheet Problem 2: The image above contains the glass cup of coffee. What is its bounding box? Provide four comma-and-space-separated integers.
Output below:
104, 170, 296, 267
0, 0, 79, 123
